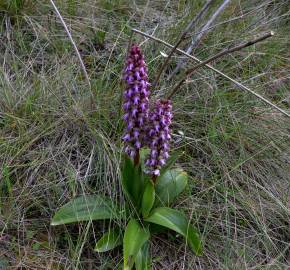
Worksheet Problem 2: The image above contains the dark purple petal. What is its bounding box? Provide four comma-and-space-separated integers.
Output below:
127, 121, 134, 129
126, 75, 134, 83
133, 130, 140, 138
163, 152, 169, 159
159, 159, 166, 166
123, 134, 131, 142
135, 71, 141, 80
123, 102, 131, 110
135, 141, 141, 149
133, 96, 140, 105
149, 129, 155, 137
140, 102, 147, 111
131, 108, 138, 117
133, 84, 139, 92
153, 169, 160, 176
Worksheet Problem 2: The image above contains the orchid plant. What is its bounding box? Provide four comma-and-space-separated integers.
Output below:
51, 45, 202, 269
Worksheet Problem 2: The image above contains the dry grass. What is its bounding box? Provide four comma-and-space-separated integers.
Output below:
0, 0, 289, 269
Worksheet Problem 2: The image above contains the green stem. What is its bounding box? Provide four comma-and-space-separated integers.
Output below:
134, 150, 140, 166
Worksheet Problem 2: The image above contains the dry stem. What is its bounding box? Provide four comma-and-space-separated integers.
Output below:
169, 0, 231, 78
168, 31, 274, 99
49, 0, 94, 107
152, 0, 214, 88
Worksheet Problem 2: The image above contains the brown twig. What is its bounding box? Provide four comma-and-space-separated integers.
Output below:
168, 31, 274, 99
49, 0, 90, 87
152, 36, 185, 89
49, 0, 95, 109
152, 0, 214, 88
169, 0, 231, 79
131, 28, 290, 118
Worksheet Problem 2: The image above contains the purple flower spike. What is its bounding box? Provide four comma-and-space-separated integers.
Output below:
122, 45, 150, 161
146, 99, 173, 177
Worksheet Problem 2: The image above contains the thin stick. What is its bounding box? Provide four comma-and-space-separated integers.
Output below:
49, 0, 91, 89
131, 28, 290, 118
168, 31, 274, 99
169, 0, 231, 79
152, 0, 214, 88
184, 13, 250, 40
152, 36, 184, 88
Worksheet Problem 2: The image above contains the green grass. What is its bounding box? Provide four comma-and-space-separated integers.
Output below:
0, 0, 289, 269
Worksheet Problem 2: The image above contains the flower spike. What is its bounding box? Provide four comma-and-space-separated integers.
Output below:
146, 99, 173, 179
122, 45, 150, 164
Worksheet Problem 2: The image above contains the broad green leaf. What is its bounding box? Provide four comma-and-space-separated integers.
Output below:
135, 242, 151, 270
159, 151, 183, 176
145, 207, 202, 255
155, 169, 188, 206
121, 156, 144, 208
95, 228, 122, 252
123, 219, 150, 270
141, 181, 155, 217
51, 195, 117, 226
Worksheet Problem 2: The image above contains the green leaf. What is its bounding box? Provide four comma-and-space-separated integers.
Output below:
121, 156, 144, 208
135, 242, 151, 270
145, 207, 202, 255
155, 169, 188, 206
141, 181, 155, 217
121, 156, 134, 201
51, 195, 118, 226
123, 219, 150, 270
95, 228, 122, 252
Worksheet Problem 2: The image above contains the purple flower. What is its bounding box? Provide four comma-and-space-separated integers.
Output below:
122, 45, 150, 159
146, 99, 173, 176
